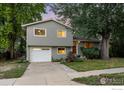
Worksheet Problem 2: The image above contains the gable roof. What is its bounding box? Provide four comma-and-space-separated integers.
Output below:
73, 36, 100, 42
22, 19, 72, 29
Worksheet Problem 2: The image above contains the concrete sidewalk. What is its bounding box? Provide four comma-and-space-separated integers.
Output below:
67, 67, 124, 79
0, 78, 16, 85
0, 62, 124, 85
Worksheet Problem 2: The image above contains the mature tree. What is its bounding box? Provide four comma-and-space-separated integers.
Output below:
51, 3, 124, 59
0, 4, 9, 49
110, 26, 124, 57
0, 3, 45, 58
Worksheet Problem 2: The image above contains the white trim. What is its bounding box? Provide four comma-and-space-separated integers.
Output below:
33, 27, 47, 37
26, 44, 28, 60
76, 42, 78, 55
30, 47, 52, 62
32, 48, 42, 50
76, 40, 80, 55
32, 47, 51, 50
22, 19, 72, 29
26, 32, 28, 60
57, 30, 67, 38
57, 47, 66, 55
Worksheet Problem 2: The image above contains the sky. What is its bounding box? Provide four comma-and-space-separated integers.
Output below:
42, 5, 70, 25
42, 5, 57, 20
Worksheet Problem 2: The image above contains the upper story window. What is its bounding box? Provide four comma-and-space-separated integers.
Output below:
34, 28, 46, 37
57, 30, 66, 38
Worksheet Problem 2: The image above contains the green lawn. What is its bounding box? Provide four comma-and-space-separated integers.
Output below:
63, 58, 124, 72
72, 73, 124, 85
0, 60, 29, 79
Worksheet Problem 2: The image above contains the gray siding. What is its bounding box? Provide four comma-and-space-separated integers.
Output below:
27, 46, 71, 61
52, 47, 71, 60
27, 21, 73, 46
78, 43, 83, 56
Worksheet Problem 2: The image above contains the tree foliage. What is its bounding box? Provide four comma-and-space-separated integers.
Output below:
51, 3, 124, 59
110, 28, 124, 57
0, 3, 45, 58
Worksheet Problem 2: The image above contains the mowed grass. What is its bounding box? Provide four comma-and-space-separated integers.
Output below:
63, 58, 124, 72
0, 60, 29, 79
72, 72, 124, 85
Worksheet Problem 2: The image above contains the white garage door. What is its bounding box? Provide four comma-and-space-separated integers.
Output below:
30, 47, 51, 62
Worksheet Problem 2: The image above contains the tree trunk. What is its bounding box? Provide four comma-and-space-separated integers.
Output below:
101, 35, 110, 60
10, 41, 15, 59
10, 47, 14, 59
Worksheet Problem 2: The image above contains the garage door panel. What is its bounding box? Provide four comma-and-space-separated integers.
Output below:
30, 47, 51, 62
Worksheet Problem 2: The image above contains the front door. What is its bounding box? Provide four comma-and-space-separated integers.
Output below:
72, 41, 77, 55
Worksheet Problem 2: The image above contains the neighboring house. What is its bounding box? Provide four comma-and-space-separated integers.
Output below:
22, 19, 100, 62
73, 36, 100, 56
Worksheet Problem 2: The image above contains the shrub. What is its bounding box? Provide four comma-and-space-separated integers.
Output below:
80, 47, 100, 59
17, 59, 29, 63
66, 51, 76, 62
74, 57, 84, 62
52, 58, 66, 62
109, 43, 124, 57
0, 48, 5, 59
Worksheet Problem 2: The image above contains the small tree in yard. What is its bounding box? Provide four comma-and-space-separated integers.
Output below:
0, 4, 45, 59
66, 51, 76, 62
51, 3, 124, 59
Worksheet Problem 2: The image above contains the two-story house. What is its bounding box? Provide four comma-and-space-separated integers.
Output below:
23, 19, 73, 62
23, 19, 100, 62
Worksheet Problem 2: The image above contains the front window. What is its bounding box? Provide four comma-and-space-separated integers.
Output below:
84, 42, 93, 48
57, 48, 66, 54
34, 28, 46, 37
57, 30, 66, 38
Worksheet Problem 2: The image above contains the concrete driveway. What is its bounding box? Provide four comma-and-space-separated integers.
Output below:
1, 62, 124, 85
13, 62, 81, 85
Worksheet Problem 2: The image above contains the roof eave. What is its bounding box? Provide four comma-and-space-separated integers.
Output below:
21, 19, 72, 29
